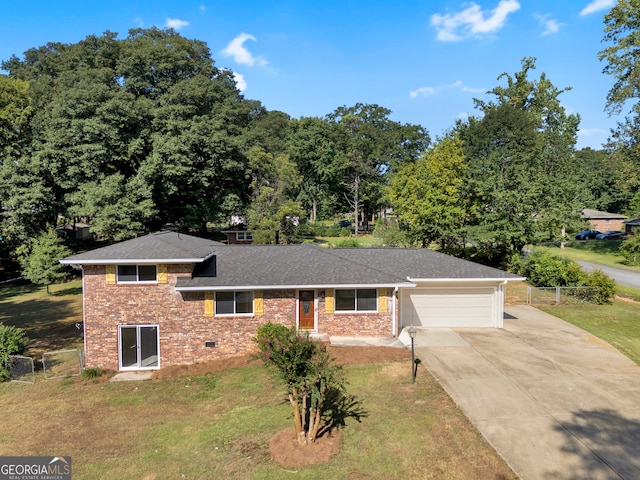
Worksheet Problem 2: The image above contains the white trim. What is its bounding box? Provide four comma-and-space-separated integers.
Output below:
407, 277, 525, 283
392, 286, 398, 336
296, 289, 317, 332
175, 282, 413, 292
118, 324, 160, 371
61, 257, 208, 265
214, 290, 254, 316
334, 288, 378, 313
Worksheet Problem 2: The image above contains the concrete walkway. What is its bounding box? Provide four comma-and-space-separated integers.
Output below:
412, 305, 640, 480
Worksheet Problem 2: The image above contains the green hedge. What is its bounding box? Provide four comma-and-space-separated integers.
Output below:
511, 250, 616, 304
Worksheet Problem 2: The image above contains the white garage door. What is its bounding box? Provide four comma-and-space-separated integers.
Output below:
401, 287, 497, 327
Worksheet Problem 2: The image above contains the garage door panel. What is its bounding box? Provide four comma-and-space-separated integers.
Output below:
401, 288, 497, 328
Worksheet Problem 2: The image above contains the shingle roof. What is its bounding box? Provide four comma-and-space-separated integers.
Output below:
61, 232, 524, 286
174, 244, 522, 290
60, 231, 223, 265
582, 209, 628, 220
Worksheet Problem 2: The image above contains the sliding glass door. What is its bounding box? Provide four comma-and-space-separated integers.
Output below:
119, 325, 159, 370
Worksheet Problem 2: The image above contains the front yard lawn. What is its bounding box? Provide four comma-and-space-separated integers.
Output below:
0, 281, 516, 480
541, 300, 640, 366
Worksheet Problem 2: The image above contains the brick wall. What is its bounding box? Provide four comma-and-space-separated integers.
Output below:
317, 288, 395, 337
82, 266, 396, 370
588, 219, 625, 232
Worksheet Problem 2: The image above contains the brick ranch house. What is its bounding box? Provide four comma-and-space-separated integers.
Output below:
61, 231, 524, 372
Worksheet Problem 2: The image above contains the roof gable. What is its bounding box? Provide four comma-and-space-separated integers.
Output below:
60, 231, 223, 265
582, 209, 628, 220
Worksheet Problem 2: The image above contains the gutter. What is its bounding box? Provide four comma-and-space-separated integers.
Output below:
175, 282, 414, 292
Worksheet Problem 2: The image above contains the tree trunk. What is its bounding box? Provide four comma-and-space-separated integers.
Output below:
289, 390, 305, 445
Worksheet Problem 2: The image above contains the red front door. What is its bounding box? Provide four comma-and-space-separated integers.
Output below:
298, 290, 315, 330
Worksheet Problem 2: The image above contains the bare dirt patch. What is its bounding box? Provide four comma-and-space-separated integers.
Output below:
269, 427, 340, 468
153, 346, 410, 380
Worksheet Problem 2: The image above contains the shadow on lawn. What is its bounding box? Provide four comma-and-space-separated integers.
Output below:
0, 295, 83, 358
550, 408, 640, 479
319, 387, 368, 437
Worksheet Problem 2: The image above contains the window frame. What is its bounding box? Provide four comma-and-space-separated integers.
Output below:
236, 232, 253, 241
334, 288, 378, 313
116, 264, 158, 284
215, 290, 254, 316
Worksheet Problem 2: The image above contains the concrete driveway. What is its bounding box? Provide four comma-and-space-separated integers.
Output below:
411, 305, 640, 480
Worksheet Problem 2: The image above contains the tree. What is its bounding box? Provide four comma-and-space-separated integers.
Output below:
2, 28, 253, 243
389, 135, 471, 251
287, 117, 342, 223
620, 235, 640, 265
327, 104, 429, 235
254, 323, 347, 445
246, 146, 304, 243
457, 58, 581, 264
15, 228, 72, 294
599, 0, 640, 115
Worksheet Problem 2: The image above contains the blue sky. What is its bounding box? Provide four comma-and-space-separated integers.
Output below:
0, 0, 621, 149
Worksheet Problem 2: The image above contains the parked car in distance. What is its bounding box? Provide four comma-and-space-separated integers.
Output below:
575, 229, 601, 240
595, 230, 626, 240
337, 220, 352, 228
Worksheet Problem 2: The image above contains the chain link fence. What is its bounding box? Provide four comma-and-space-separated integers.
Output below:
42, 349, 83, 379
526, 286, 600, 306
6, 355, 35, 383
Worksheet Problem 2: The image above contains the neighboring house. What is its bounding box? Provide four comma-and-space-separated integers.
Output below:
623, 218, 640, 236
61, 231, 524, 372
581, 209, 628, 232
58, 222, 92, 241
221, 229, 253, 244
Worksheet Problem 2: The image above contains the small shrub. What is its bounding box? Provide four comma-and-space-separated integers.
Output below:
81, 367, 104, 380
0, 323, 28, 381
620, 235, 640, 265
578, 269, 617, 304
330, 238, 359, 248
339, 227, 352, 237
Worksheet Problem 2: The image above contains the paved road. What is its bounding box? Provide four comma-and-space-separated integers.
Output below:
412, 306, 640, 480
576, 261, 640, 289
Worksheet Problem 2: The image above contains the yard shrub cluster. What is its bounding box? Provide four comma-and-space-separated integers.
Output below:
512, 250, 616, 304
0, 323, 28, 381
254, 323, 349, 445
620, 235, 640, 266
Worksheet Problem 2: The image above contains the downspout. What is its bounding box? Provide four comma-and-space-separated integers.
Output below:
497, 280, 507, 328
392, 286, 399, 336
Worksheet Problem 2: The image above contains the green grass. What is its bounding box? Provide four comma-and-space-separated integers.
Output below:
0, 281, 516, 479
540, 300, 640, 366
0, 279, 83, 358
316, 234, 383, 248
538, 240, 640, 272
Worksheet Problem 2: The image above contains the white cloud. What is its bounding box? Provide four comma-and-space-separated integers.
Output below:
410, 86, 436, 98
578, 127, 608, 136
535, 14, 562, 36
410, 80, 485, 98
199, 5, 207, 13
222, 33, 268, 67
580, 0, 615, 16
166, 18, 189, 30
431, 0, 521, 42
232, 72, 247, 91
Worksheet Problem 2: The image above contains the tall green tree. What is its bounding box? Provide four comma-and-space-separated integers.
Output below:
246, 146, 303, 243
599, 0, 640, 115
287, 117, 342, 223
326, 103, 429, 235
15, 228, 72, 294
2, 28, 253, 243
389, 135, 470, 250
457, 58, 581, 264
